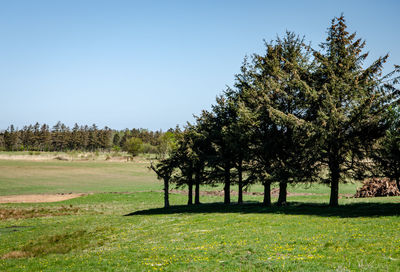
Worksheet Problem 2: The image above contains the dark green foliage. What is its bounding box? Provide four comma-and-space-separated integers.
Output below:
239, 32, 320, 206
169, 124, 210, 205
150, 159, 176, 208
152, 15, 399, 208
0, 133, 5, 151
372, 106, 400, 190
112, 133, 120, 146
168, 131, 196, 205
312, 15, 400, 206
200, 98, 238, 204
0, 123, 178, 154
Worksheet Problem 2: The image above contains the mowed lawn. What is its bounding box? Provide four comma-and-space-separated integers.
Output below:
0, 157, 399, 271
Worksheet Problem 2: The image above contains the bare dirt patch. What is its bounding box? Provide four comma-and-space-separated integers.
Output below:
0, 154, 56, 161
1, 250, 30, 259
0, 193, 85, 204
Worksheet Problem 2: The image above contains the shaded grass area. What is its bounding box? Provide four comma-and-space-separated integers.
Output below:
127, 201, 400, 218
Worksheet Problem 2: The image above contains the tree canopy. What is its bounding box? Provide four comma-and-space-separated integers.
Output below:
150, 15, 400, 207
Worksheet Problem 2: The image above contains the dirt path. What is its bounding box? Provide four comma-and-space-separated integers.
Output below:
0, 193, 86, 203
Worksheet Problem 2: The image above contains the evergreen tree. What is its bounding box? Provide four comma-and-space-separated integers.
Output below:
87, 124, 98, 151
70, 123, 80, 150
112, 133, 121, 147
206, 97, 237, 204
6, 125, 20, 151
257, 33, 318, 205
80, 125, 89, 150
228, 58, 262, 204
33, 122, 40, 150
99, 126, 112, 150
0, 132, 5, 151
119, 129, 130, 150
189, 123, 211, 205
39, 124, 51, 151
52, 121, 62, 151
168, 131, 195, 205
150, 159, 175, 208
313, 15, 400, 206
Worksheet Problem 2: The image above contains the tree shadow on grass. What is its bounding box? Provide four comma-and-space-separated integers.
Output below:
125, 201, 400, 218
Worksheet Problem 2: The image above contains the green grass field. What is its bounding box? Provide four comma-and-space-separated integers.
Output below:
0, 155, 399, 271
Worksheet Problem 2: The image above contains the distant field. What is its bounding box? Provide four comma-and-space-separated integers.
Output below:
0, 159, 161, 195
0, 153, 399, 271
0, 152, 360, 197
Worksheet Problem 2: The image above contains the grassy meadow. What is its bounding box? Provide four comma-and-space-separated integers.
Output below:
0, 152, 399, 271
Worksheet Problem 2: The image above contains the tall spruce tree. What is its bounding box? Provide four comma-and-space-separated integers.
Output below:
256, 33, 318, 205
207, 97, 237, 204
313, 15, 400, 206
226, 58, 255, 204
238, 33, 318, 206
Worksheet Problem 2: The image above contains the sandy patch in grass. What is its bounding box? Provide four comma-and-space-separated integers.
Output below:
1, 251, 30, 259
0, 154, 58, 161
0, 193, 85, 203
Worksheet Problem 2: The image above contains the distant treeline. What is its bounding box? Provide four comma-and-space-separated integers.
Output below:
0, 121, 178, 155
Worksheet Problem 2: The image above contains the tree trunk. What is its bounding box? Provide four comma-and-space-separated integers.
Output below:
263, 181, 271, 206
238, 159, 243, 204
396, 177, 400, 192
187, 182, 193, 205
329, 158, 340, 207
224, 162, 231, 204
194, 170, 201, 204
164, 178, 169, 208
277, 182, 287, 206
195, 182, 200, 204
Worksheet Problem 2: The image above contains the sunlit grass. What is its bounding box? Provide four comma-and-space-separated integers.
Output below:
0, 193, 399, 271
0, 155, 399, 271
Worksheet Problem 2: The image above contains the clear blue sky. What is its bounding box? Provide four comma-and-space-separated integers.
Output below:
1, 0, 399, 131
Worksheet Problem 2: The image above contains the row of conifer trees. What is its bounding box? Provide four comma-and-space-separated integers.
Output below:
0, 122, 174, 153
151, 15, 400, 207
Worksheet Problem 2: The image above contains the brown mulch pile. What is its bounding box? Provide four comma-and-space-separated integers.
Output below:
354, 178, 400, 198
